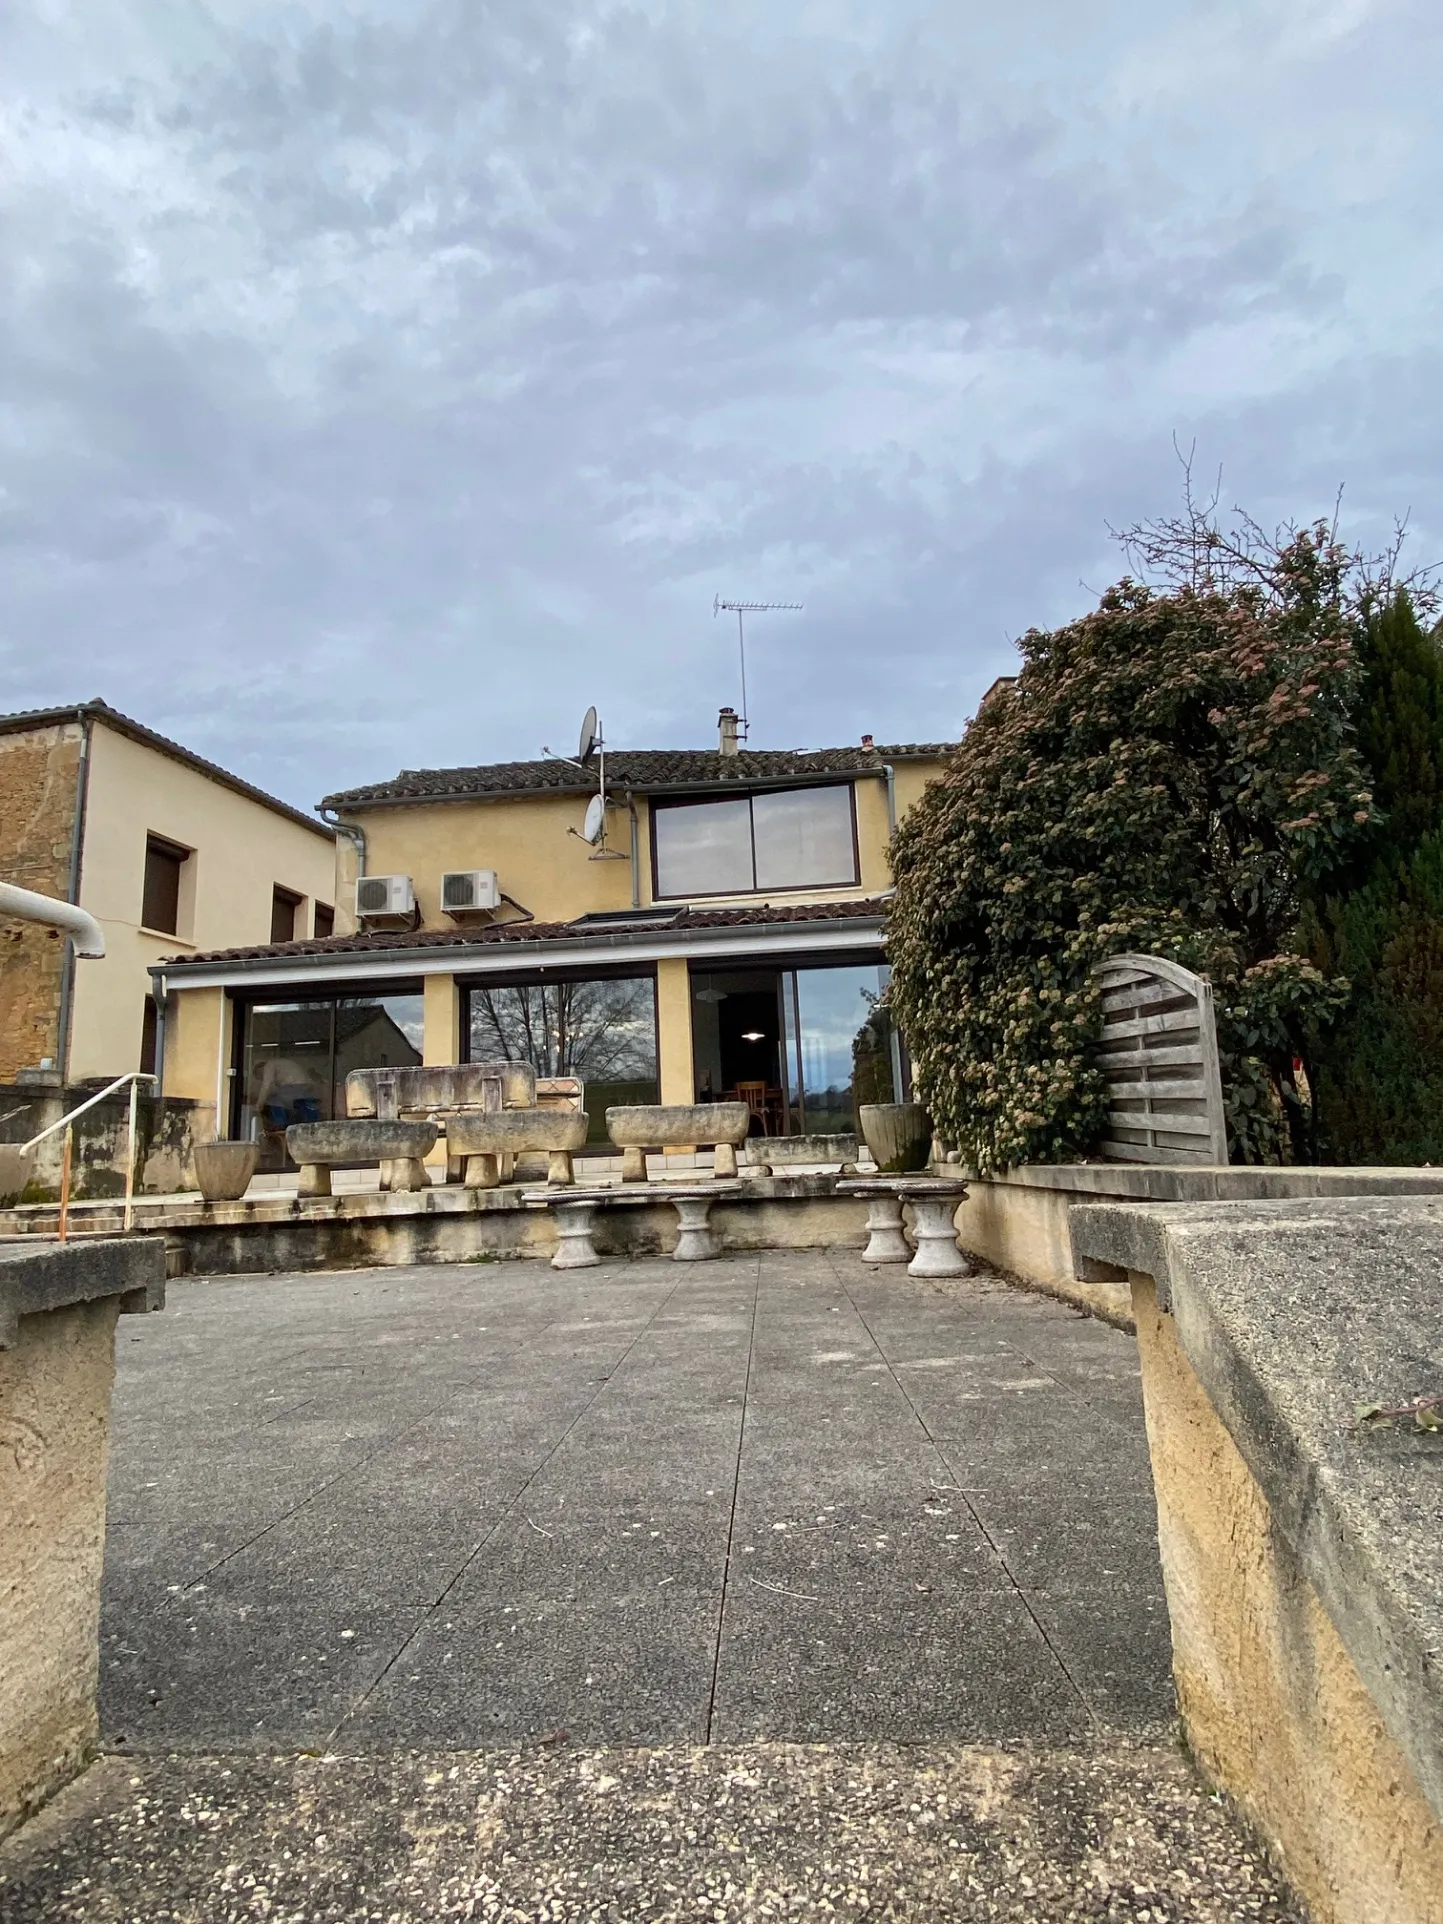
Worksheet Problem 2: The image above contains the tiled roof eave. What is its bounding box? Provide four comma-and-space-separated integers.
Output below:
320, 744, 955, 811
152, 898, 892, 979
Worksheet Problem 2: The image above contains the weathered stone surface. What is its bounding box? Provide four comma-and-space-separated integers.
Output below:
0, 1239, 165, 1349
447, 1109, 588, 1155
285, 1119, 439, 1165
345, 1061, 536, 1119
0, 1741, 1305, 1922
745, 1133, 859, 1168
0, 1238, 162, 1840
1072, 1196, 1443, 1921
0, 1299, 117, 1841
954, 1160, 1443, 1331
606, 1103, 750, 1149
0, 720, 81, 1083
0, 1146, 33, 1207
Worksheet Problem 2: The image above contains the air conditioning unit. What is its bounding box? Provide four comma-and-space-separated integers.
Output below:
441, 869, 501, 916
355, 874, 415, 920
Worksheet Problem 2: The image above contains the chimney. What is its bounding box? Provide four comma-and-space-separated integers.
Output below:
860, 733, 875, 750
718, 706, 740, 758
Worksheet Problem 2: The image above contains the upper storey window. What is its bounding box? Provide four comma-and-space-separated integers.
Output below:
142, 835, 188, 935
652, 784, 858, 899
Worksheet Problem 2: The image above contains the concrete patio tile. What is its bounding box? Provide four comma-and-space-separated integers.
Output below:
1020, 1583, 1176, 1731
100, 1589, 421, 1751
726, 1498, 1006, 1591
965, 1488, 1164, 1593
337, 1588, 719, 1749
709, 1585, 1092, 1744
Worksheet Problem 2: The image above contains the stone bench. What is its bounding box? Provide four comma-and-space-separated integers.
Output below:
606, 1102, 750, 1182
837, 1176, 971, 1276
285, 1120, 438, 1198
522, 1181, 742, 1267
448, 1109, 589, 1189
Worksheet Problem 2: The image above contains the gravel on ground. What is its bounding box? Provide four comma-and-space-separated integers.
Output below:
0, 1738, 1305, 1922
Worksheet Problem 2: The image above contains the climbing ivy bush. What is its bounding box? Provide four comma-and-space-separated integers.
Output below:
887, 531, 1372, 1172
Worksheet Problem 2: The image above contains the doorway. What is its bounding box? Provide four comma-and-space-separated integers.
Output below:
689, 960, 902, 1136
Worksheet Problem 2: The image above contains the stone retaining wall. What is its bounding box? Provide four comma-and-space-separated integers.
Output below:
1072, 1197, 1443, 1924
0, 1240, 165, 1839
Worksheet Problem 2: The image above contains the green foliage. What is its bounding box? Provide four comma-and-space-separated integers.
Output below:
887, 526, 1373, 1173
1308, 594, 1443, 1162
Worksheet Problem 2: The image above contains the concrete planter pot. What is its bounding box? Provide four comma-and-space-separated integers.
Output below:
858, 1103, 933, 1174
193, 1141, 261, 1203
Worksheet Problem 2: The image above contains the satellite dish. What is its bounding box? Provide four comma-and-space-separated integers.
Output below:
582, 793, 605, 844
578, 706, 598, 762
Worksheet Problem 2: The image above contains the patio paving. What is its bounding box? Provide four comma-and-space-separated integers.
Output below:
0, 1250, 1307, 1918
94, 1248, 1171, 1752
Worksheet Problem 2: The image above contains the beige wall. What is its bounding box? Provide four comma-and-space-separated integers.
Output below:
70, 724, 335, 1080
344, 761, 946, 932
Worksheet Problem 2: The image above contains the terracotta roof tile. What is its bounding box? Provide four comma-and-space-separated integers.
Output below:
321, 744, 954, 809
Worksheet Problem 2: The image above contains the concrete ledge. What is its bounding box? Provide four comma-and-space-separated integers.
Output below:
0, 1239, 165, 1347
1, 1238, 165, 1840
956, 1164, 1443, 1330
0, 1178, 869, 1278
1072, 1197, 1443, 1923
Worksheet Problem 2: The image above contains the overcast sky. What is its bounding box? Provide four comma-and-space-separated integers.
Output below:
3, 0, 1440, 810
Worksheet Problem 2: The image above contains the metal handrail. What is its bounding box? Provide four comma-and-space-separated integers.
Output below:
20, 1070, 155, 1151
20, 1071, 157, 1238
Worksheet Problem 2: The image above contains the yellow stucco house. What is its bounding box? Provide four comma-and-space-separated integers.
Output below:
154, 711, 953, 1160
0, 701, 336, 1090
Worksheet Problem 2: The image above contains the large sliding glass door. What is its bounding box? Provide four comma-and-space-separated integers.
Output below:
690, 960, 901, 1136
234, 989, 425, 1167
462, 969, 660, 1147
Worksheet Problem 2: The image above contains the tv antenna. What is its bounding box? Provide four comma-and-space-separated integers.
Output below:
713, 597, 802, 741
543, 707, 627, 859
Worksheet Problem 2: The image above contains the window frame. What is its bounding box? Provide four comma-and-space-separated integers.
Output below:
141, 833, 190, 937
649, 782, 860, 901
270, 884, 303, 945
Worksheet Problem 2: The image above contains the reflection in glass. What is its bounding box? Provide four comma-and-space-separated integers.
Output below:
653, 796, 753, 897
690, 961, 898, 1136
653, 785, 857, 897
238, 993, 424, 1167
791, 965, 895, 1134
752, 787, 856, 891
466, 975, 659, 1144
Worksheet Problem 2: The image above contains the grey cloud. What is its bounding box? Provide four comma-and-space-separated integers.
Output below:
0, 1, 1437, 806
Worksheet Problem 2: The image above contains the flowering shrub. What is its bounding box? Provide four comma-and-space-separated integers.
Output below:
887, 529, 1372, 1171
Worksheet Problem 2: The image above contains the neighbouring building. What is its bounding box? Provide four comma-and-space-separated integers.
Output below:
0, 701, 337, 1091
153, 710, 955, 1165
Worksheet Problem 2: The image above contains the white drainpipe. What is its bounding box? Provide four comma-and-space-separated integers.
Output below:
0, 883, 106, 957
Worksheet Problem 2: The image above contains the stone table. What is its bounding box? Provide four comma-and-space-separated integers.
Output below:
838, 1176, 971, 1276
522, 1182, 743, 1266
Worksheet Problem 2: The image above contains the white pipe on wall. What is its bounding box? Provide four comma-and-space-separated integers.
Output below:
0, 883, 105, 957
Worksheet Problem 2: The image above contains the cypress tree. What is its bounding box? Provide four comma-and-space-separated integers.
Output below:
1309, 590, 1443, 1160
